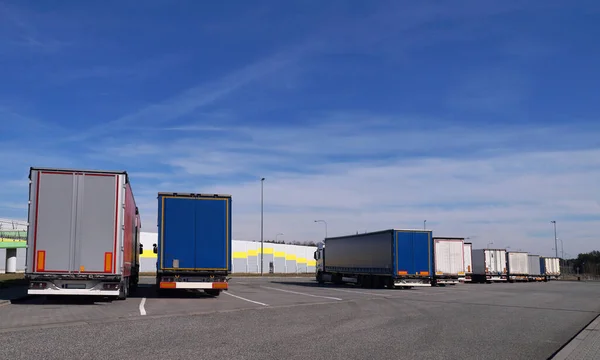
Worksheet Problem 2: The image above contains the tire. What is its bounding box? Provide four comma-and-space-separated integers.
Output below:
117, 279, 129, 300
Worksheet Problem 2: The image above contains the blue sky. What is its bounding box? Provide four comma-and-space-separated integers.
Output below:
1, 0, 599, 257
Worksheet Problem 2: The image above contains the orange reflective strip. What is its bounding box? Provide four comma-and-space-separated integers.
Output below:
419, 271, 429, 276
36, 251, 46, 272
397, 270, 408, 275
212, 282, 228, 289
160, 282, 176, 289
104, 252, 113, 273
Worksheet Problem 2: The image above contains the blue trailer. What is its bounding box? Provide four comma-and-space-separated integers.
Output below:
153, 192, 232, 296
314, 229, 433, 289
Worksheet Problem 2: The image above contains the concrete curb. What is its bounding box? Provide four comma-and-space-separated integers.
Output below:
0, 295, 33, 307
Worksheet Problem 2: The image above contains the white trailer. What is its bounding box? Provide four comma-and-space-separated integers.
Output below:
471, 248, 507, 283
506, 251, 529, 282
432, 237, 464, 285
25, 168, 142, 299
461, 242, 473, 282
527, 255, 544, 282
541, 257, 561, 280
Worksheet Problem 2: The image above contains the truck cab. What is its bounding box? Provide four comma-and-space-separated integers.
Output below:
314, 242, 324, 273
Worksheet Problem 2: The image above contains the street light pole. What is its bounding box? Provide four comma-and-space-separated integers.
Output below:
424, 220, 426, 230
314, 220, 328, 239
261, 177, 265, 276
551, 221, 558, 258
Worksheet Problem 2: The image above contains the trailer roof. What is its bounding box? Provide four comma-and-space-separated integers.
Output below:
326, 228, 431, 240
158, 192, 232, 198
432, 237, 465, 240
29, 167, 129, 180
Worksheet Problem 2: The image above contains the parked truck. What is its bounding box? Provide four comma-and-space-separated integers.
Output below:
154, 192, 231, 296
540, 256, 561, 280
432, 237, 465, 285
527, 254, 544, 282
314, 229, 433, 289
461, 242, 473, 283
506, 251, 529, 282
471, 248, 507, 283
25, 167, 142, 299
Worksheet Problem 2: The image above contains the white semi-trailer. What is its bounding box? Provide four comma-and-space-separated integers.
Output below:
461, 242, 473, 282
471, 248, 507, 283
432, 237, 464, 286
506, 251, 529, 282
25, 167, 142, 299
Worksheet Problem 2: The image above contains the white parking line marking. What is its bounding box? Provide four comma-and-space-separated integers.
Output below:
261, 286, 343, 301
139, 297, 147, 316
224, 291, 269, 306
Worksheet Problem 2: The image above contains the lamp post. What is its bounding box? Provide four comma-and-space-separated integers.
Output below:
260, 177, 265, 275
314, 220, 328, 239
424, 220, 426, 230
551, 221, 558, 258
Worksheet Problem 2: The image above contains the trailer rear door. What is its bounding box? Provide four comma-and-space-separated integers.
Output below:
194, 198, 229, 270
31, 170, 120, 274
160, 196, 196, 270
395, 230, 432, 276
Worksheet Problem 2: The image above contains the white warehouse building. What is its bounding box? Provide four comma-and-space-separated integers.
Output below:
139, 232, 317, 274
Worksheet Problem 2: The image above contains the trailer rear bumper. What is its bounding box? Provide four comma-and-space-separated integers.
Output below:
394, 278, 431, 287
509, 275, 529, 281
28, 288, 120, 296
487, 275, 507, 281
27, 278, 121, 296
435, 278, 460, 285
459, 275, 472, 282
159, 281, 228, 290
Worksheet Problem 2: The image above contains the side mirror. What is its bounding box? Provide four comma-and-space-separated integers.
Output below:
153, 243, 158, 254
139, 244, 144, 254
313, 251, 318, 260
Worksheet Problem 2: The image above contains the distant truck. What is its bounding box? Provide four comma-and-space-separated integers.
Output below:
154, 192, 231, 296
540, 256, 561, 280
506, 251, 529, 282
25, 167, 142, 299
527, 254, 544, 282
432, 237, 465, 285
471, 248, 508, 283
461, 242, 473, 283
314, 229, 433, 289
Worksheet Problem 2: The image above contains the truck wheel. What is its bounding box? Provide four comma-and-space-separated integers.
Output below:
205, 290, 221, 297
117, 279, 129, 300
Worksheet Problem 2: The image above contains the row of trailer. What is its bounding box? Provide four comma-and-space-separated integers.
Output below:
314, 229, 561, 288
463, 247, 561, 283
24, 167, 232, 299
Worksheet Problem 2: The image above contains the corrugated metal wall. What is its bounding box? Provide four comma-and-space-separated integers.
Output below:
139, 232, 316, 273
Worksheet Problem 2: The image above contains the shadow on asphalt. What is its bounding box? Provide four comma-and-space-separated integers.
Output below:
9, 284, 219, 305
129, 284, 218, 299
267, 280, 417, 290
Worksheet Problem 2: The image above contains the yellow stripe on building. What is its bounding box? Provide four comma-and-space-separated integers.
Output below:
141, 250, 157, 258
307, 260, 316, 266
233, 251, 247, 259
248, 249, 258, 256
274, 251, 285, 258
297, 257, 307, 264
285, 254, 296, 261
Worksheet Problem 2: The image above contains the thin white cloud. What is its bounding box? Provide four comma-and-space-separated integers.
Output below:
93, 117, 600, 258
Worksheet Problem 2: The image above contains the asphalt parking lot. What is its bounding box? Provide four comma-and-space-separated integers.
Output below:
1, 277, 599, 360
